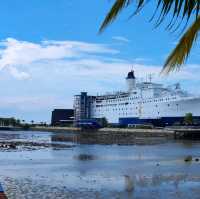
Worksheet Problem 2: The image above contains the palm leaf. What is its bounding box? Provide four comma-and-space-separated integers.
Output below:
100, 0, 200, 32
99, 0, 131, 32
162, 16, 200, 74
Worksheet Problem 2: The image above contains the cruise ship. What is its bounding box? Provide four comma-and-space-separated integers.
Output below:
74, 70, 200, 126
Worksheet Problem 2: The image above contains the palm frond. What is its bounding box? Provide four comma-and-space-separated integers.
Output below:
162, 16, 200, 74
99, 0, 131, 32
100, 0, 200, 32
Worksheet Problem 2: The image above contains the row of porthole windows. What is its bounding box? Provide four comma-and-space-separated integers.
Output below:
93, 110, 169, 117
93, 94, 177, 102
94, 102, 179, 111
95, 100, 151, 106
155, 103, 179, 107
94, 107, 138, 112
95, 103, 134, 107
142, 97, 177, 104
96, 96, 141, 102
93, 112, 137, 116
99, 97, 139, 103
96, 104, 117, 107
94, 103, 179, 113
94, 96, 177, 106
93, 101, 179, 111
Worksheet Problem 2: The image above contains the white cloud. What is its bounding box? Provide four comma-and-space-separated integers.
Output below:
0, 37, 199, 84
0, 38, 118, 79
7, 65, 30, 80
112, 36, 130, 43
0, 96, 54, 111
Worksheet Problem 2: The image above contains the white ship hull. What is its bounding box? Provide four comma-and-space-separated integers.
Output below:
90, 96, 200, 125
74, 71, 200, 127
140, 97, 200, 118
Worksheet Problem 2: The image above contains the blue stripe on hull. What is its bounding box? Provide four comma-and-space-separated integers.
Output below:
0, 184, 4, 192
119, 117, 200, 127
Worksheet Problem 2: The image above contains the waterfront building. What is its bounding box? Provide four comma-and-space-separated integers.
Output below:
74, 71, 200, 126
74, 92, 91, 121
51, 109, 74, 126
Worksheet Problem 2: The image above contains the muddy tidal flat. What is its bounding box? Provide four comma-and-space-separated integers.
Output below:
0, 131, 200, 198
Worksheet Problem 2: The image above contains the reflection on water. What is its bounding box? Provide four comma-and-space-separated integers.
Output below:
124, 175, 134, 192
0, 131, 199, 198
74, 154, 97, 161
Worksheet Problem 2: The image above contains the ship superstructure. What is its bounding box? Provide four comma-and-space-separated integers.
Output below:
74, 71, 200, 126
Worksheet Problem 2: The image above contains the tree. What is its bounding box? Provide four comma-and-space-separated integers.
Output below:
100, 0, 200, 73
10, 117, 17, 126
184, 113, 193, 125
16, 119, 21, 125
98, 117, 108, 127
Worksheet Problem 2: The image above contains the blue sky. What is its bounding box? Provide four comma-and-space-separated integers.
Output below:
0, 0, 199, 122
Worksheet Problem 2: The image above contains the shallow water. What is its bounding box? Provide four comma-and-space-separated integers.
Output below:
0, 131, 200, 198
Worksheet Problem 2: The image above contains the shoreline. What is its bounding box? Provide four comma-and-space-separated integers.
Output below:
1, 126, 198, 145
30, 126, 175, 145
30, 126, 175, 137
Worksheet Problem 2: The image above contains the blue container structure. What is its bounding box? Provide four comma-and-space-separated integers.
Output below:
75, 119, 102, 129
119, 116, 200, 127
0, 184, 7, 199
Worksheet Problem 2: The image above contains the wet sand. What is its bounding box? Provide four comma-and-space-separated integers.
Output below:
0, 131, 199, 198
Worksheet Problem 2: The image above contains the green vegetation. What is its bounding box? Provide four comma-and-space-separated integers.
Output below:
184, 113, 193, 125
100, 0, 200, 73
184, 155, 193, 162
0, 117, 49, 130
98, 117, 108, 127
22, 123, 31, 130
0, 117, 21, 126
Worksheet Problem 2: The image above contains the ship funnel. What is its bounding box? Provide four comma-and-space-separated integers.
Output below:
126, 70, 136, 92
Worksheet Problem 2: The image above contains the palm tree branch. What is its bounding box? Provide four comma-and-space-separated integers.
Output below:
100, 0, 200, 32
162, 16, 200, 74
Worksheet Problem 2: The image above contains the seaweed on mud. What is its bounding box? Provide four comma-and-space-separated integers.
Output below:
0, 141, 76, 151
